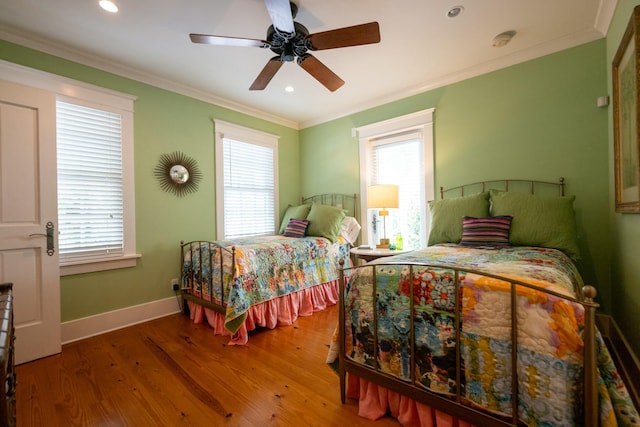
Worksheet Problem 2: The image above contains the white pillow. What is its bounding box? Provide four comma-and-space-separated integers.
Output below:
340, 216, 361, 245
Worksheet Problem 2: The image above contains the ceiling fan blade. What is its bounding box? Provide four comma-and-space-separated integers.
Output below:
298, 54, 345, 92
190, 33, 270, 48
250, 57, 284, 90
264, 0, 295, 34
307, 22, 381, 50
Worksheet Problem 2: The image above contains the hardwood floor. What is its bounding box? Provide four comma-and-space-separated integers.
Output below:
15, 305, 400, 427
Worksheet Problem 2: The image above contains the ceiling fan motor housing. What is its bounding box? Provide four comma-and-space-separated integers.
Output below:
267, 21, 310, 62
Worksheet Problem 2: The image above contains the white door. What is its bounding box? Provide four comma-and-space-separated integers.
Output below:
0, 79, 61, 364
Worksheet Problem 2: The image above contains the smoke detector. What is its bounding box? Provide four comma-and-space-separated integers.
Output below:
492, 30, 516, 47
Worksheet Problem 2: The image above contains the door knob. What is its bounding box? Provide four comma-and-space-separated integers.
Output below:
29, 221, 55, 256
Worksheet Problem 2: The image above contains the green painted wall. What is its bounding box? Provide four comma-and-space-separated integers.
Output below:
0, 40, 300, 322
4, 16, 637, 362
301, 40, 611, 312
607, 0, 640, 359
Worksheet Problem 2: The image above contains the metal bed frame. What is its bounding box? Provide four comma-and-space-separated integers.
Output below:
179, 193, 357, 317
338, 262, 598, 426
337, 178, 600, 426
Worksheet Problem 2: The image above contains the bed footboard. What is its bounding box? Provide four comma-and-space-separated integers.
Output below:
179, 240, 235, 315
337, 260, 600, 427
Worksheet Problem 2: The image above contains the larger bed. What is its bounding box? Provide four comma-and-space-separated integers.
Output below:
335, 179, 639, 427
180, 193, 359, 344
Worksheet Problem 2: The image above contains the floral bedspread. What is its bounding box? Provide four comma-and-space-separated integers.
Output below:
183, 235, 351, 334
344, 244, 639, 426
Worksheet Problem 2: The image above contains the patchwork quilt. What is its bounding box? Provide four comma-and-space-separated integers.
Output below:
344, 244, 639, 426
183, 235, 351, 334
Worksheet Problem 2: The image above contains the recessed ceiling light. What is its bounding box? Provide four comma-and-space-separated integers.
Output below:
99, 0, 119, 13
492, 30, 516, 47
285, 86, 294, 93
447, 6, 464, 18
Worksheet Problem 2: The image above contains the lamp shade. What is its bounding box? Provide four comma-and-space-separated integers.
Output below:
367, 184, 399, 209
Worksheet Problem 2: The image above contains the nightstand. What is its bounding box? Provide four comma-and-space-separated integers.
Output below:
350, 247, 411, 263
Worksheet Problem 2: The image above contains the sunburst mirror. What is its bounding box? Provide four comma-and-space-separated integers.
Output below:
154, 151, 202, 197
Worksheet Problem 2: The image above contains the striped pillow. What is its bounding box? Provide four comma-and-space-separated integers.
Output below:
460, 216, 512, 247
283, 219, 310, 238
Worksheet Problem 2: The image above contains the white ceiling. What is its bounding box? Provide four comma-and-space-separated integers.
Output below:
0, 0, 616, 129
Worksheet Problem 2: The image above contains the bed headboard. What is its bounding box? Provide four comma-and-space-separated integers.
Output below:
301, 193, 358, 219
440, 177, 565, 199
431, 177, 579, 261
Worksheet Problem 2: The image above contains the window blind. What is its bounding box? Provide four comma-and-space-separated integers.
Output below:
223, 137, 275, 238
56, 101, 124, 260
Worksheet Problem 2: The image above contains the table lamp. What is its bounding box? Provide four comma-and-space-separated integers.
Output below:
368, 184, 399, 248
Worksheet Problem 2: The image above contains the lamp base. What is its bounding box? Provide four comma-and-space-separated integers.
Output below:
376, 238, 390, 249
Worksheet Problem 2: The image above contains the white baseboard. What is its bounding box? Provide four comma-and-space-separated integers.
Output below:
61, 296, 182, 344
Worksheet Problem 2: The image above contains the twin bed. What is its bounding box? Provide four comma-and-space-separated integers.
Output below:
334, 179, 639, 426
180, 193, 358, 345
179, 180, 638, 426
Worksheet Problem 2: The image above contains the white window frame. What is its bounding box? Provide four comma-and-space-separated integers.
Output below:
357, 108, 435, 247
56, 95, 137, 275
214, 119, 279, 239
0, 60, 139, 276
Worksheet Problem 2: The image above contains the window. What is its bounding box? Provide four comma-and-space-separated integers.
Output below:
0, 61, 137, 275
370, 135, 424, 249
56, 94, 137, 275
357, 109, 435, 249
214, 119, 279, 239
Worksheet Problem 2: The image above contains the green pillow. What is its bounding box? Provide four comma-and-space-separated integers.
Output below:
489, 189, 580, 260
278, 204, 311, 234
428, 192, 490, 245
305, 204, 346, 242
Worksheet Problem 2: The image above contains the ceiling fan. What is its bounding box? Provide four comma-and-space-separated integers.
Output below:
189, 0, 381, 92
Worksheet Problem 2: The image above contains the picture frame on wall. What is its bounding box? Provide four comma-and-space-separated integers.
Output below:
613, 5, 640, 213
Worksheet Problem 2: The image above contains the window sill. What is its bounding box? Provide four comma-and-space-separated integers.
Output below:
60, 254, 141, 276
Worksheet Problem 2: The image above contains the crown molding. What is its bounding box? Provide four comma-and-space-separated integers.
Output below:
299, 25, 608, 128
0, 27, 299, 130
2, 0, 614, 131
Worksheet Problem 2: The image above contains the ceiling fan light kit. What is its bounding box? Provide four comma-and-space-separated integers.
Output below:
189, 0, 381, 92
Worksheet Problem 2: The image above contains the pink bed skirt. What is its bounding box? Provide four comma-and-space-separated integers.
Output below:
346, 375, 476, 427
187, 279, 339, 345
